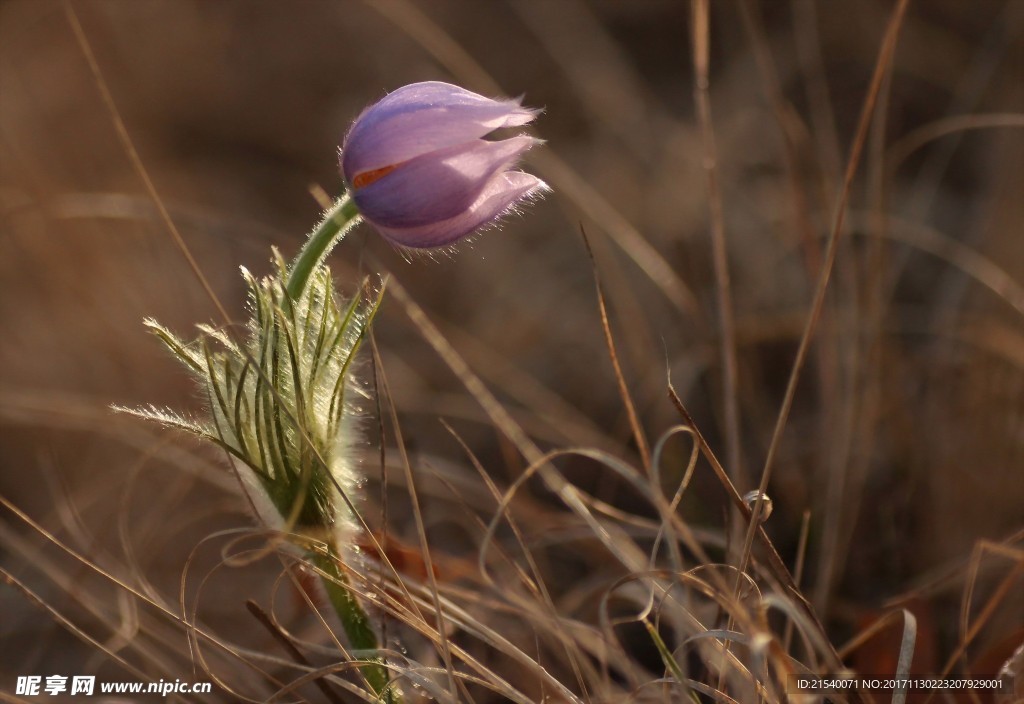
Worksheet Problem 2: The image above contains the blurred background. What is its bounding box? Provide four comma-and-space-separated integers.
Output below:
1, 0, 1021, 699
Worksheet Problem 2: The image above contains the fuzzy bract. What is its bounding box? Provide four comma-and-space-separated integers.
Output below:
122, 254, 382, 535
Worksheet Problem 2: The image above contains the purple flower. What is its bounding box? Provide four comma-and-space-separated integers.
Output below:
341, 81, 548, 248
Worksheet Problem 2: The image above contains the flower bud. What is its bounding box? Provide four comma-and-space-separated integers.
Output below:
341, 81, 548, 248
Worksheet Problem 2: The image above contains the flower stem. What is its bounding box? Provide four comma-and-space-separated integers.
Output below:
311, 544, 399, 702
286, 194, 362, 301
288, 194, 395, 700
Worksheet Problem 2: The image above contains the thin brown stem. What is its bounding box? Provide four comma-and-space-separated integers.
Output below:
738, 0, 912, 584
692, 0, 744, 490
580, 226, 651, 472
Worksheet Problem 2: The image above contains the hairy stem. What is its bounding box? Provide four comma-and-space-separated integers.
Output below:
287, 195, 362, 301
311, 545, 399, 702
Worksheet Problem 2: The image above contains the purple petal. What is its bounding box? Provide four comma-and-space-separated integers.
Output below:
342, 82, 539, 180
372, 171, 549, 249
351, 135, 538, 229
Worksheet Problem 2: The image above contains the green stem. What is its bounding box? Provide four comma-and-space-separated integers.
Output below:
289, 194, 394, 699
286, 194, 362, 301
311, 545, 399, 702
